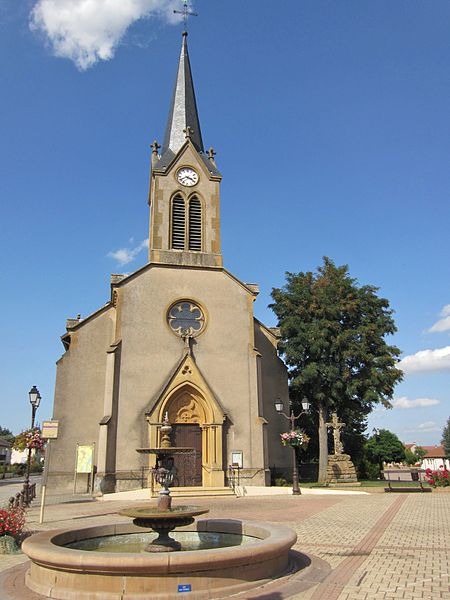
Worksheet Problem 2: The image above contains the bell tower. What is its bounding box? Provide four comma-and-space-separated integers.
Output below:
148, 32, 223, 268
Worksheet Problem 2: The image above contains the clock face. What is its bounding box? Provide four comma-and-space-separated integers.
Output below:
177, 167, 198, 187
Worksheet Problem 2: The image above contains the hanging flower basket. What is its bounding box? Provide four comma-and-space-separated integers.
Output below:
280, 430, 310, 449
13, 428, 45, 452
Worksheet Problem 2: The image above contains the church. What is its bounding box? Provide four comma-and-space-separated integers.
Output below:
46, 32, 290, 495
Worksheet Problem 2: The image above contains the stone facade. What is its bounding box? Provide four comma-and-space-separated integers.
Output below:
45, 33, 290, 495
326, 454, 358, 484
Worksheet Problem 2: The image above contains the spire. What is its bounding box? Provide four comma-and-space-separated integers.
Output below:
161, 32, 204, 157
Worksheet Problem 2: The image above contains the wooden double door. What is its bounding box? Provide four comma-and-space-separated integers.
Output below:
171, 424, 202, 487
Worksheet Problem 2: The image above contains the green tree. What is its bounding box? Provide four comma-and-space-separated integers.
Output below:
404, 446, 426, 465
366, 429, 406, 473
270, 257, 403, 482
0, 426, 14, 443
442, 417, 450, 456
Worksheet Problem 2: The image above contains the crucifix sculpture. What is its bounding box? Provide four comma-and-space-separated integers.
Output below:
326, 412, 345, 455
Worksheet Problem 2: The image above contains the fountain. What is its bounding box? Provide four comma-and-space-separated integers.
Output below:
21, 416, 298, 599
119, 413, 209, 552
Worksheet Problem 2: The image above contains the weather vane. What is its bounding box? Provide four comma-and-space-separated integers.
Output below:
174, 0, 198, 31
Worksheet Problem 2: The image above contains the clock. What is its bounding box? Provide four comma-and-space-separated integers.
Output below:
177, 167, 199, 187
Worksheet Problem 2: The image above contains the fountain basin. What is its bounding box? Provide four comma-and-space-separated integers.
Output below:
66, 530, 258, 553
22, 518, 297, 600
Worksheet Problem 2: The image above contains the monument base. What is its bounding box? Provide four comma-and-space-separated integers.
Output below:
326, 454, 358, 484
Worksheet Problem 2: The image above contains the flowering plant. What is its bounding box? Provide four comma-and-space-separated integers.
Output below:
425, 466, 449, 487
280, 430, 310, 448
0, 507, 26, 537
13, 428, 45, 451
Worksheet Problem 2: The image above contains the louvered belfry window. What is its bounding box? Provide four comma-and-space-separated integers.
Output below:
171, 195, 186, 249
188, 197, 202, 251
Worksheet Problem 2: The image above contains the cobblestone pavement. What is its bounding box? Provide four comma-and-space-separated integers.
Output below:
1, 491, 449, 599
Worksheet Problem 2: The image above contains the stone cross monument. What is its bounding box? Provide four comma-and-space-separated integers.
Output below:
325, 411, 358, 484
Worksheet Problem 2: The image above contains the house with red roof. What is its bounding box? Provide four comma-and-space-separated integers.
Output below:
420, 445, 449, 471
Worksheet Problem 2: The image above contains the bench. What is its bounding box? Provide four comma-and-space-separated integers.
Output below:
383, 468, 431, 493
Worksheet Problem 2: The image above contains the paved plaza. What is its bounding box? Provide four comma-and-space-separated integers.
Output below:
1, 489, 449, 599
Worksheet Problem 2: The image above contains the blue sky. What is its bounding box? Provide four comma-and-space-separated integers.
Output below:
1, 0, 449, 447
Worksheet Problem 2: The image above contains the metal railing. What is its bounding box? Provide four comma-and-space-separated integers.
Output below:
9, 482, 36, 509
227, 465, 241, 492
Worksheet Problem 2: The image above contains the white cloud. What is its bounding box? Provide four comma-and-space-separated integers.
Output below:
392, 396, 440, 410
108, 238, 148, 266
398, 346, 450, 374
405, 421, 441, 434
30, 0, 183, 70
428, 304, 450, 333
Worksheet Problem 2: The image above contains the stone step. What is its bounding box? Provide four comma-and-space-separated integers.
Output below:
166, 486, 236, 498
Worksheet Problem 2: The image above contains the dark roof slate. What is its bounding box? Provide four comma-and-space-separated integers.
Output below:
161, 32, 203, 158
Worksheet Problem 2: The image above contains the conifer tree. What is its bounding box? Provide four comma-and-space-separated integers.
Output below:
442, 417, 450, 456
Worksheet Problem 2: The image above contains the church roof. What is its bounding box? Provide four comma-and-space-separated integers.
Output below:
161, 32, 203, 159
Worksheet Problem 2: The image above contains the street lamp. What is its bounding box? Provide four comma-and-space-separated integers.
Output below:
275, 397, 311, 495
372, 427, 384, 479
23, 386, 41, 503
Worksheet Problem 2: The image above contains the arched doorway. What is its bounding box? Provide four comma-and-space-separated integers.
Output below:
145, 355, 226, 487
165, 385, 206, 487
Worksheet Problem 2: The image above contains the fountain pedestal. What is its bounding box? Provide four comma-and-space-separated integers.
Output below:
119, 506, 208, 552
119, 415, 209, 552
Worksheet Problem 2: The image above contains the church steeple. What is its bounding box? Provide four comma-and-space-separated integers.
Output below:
161, 32, 204, 160
148, 31, 222, 270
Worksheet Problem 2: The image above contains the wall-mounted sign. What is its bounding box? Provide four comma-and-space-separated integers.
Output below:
75, 444, 94, 474
42, 421, 59, 439
178, 584, 192, 593
231, 451, 243, 468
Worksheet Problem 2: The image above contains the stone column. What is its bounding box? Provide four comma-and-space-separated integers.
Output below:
95, 344, 118, 494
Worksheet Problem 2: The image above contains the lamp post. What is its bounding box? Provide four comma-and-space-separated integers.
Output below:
275, 397, 310, 495
23, 386, 41, 503
372, 427, 384, 480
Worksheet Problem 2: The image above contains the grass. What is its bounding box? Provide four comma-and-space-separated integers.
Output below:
295, 479, 432, 489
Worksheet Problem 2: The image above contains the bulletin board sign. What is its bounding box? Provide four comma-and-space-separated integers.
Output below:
76, 444, 94, 473
74, 443, 95, 494
231, 451, 243, 468
42, 420, 59, 439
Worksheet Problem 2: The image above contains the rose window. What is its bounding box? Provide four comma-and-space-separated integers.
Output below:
167, 301, 205, 337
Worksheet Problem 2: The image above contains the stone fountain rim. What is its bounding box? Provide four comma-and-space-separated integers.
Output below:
22, 518, 297, 575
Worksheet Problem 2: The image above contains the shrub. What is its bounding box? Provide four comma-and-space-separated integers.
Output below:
11, 463, 26, 476
30, 458, 43, 473
274, 477, 290, 487
357, 458, 382, 480
425, 466, 449, 487
0, 506, 25, 538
